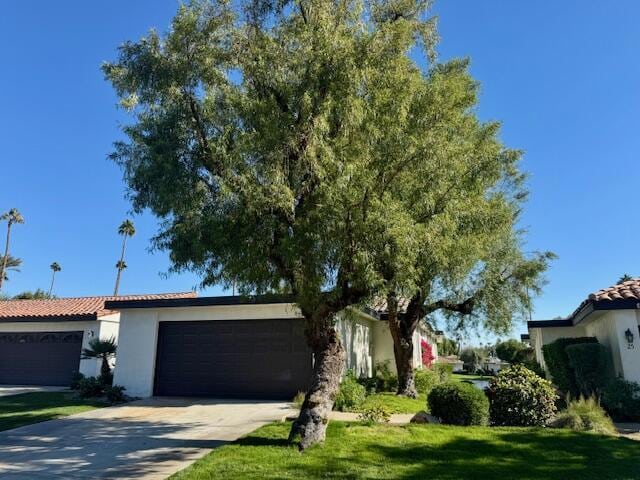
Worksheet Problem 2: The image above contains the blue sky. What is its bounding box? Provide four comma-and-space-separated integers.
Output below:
1, 1, 639, 336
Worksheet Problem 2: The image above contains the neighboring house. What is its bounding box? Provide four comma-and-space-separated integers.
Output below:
527, 279, 640, 383
0, 292, 195, 386
107, 294, 439, 399
435, 355, 464, 372
482, 356, 509, 374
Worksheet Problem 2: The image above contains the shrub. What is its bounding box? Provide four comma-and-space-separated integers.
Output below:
374, 361, 398, 392
104, 385, 127, 404
421, 339, 435, 367
428, 382, 489, 426
432, 363, 453, 382
487, 364, 557, 426
356, 376, 378, 394
334, 371, 366, 411
70, 372, 85, 390
414, 368, 440, 395
550, 397, 616, 435
601, 378, 640, 421
357, 405, 391, 424
542, 337, 598, 396
77, 376, 104, 398
566, 343, 611, 396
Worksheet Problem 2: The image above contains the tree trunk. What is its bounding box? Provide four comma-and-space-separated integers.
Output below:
0, 222, 12, 291
48, 271, 56, 297
100, 357, 111, 378
113, 236, 128, 296
388, 313, 418, 398
289, 308, 345, 451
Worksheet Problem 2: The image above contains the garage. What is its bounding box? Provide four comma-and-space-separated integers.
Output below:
0, 331, 83, 386
154, 319, 313, 399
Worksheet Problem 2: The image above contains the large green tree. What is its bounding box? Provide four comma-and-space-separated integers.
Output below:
103, 0, 549, 447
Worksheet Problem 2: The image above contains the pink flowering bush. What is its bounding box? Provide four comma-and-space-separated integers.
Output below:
421, 339, 435, 367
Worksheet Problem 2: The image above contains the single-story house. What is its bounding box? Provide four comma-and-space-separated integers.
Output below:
482, 356, 509, 374
106, 294, 439, 399
527, 279, 640, 383
0, 292, 196, 386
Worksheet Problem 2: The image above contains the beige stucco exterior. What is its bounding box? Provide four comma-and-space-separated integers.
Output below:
114, 302, 439, 398
0, 316, 119, 378
530, 308, 640, 383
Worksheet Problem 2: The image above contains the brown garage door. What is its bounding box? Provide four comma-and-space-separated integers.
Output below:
0, 331, 83, 386
154, 319, 313, 399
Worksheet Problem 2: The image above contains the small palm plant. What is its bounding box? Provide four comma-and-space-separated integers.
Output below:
81, 337, 117, 379
0, 255, 21, 282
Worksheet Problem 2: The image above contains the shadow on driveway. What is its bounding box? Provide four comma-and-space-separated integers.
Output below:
0, 398, 293, 479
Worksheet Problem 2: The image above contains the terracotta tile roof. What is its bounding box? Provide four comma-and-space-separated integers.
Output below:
0, 292, 197, 321
589, 279, 640, 302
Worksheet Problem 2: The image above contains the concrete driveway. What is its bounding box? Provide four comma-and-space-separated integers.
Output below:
0, 397, 294, 479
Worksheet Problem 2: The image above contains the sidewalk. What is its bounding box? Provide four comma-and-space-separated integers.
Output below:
616, 423, 640, 440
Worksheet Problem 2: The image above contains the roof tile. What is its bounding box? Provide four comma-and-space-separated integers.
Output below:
0, 292, 197, 321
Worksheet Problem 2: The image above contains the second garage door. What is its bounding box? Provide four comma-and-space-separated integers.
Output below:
154, 319, 313, 399
0, 331, 83, 386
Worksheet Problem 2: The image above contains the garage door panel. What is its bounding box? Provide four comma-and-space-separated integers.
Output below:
0, 331, 83, 386
154, 320, 313, 399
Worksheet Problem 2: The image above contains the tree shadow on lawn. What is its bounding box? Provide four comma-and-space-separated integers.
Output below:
371, 427, 640, 480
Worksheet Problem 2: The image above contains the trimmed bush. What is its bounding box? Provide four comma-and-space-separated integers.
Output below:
77, 376, 104, 398
427, 382, 489, 426
550, 397, 616, 435
542, 337, 598, 396
566, 343, 611, 396
334, 371, 366, 411
601, 378, 640, 421
487, 364, 557, 426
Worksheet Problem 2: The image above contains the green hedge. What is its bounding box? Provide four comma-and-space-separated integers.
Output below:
427, 382, 489, 426
566, 343, 611, 396
542, 337, 598, 396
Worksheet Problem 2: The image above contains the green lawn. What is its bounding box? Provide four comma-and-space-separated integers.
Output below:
0, 392, 107, 432
358, 392, 426, 414
452, 373, 492, 382
172, 421, 640, 480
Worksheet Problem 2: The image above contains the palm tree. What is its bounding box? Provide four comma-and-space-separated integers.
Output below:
113, 219, 135, 296
0, 255, 22, 282
81, 337, 117, 379
0, 209, 24, 291
49, 262, 61, 296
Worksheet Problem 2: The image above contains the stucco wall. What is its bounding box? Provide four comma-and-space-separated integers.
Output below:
0, 320, 103, 377
531, 310, 640, 383
113, 303, 302, 398
336, 311, 373, 377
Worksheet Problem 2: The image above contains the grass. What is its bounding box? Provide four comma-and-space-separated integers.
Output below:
0, 392, 107, 432
452, 373, 492, 382
359, 392, 426, 414
172, 421, 640, 480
